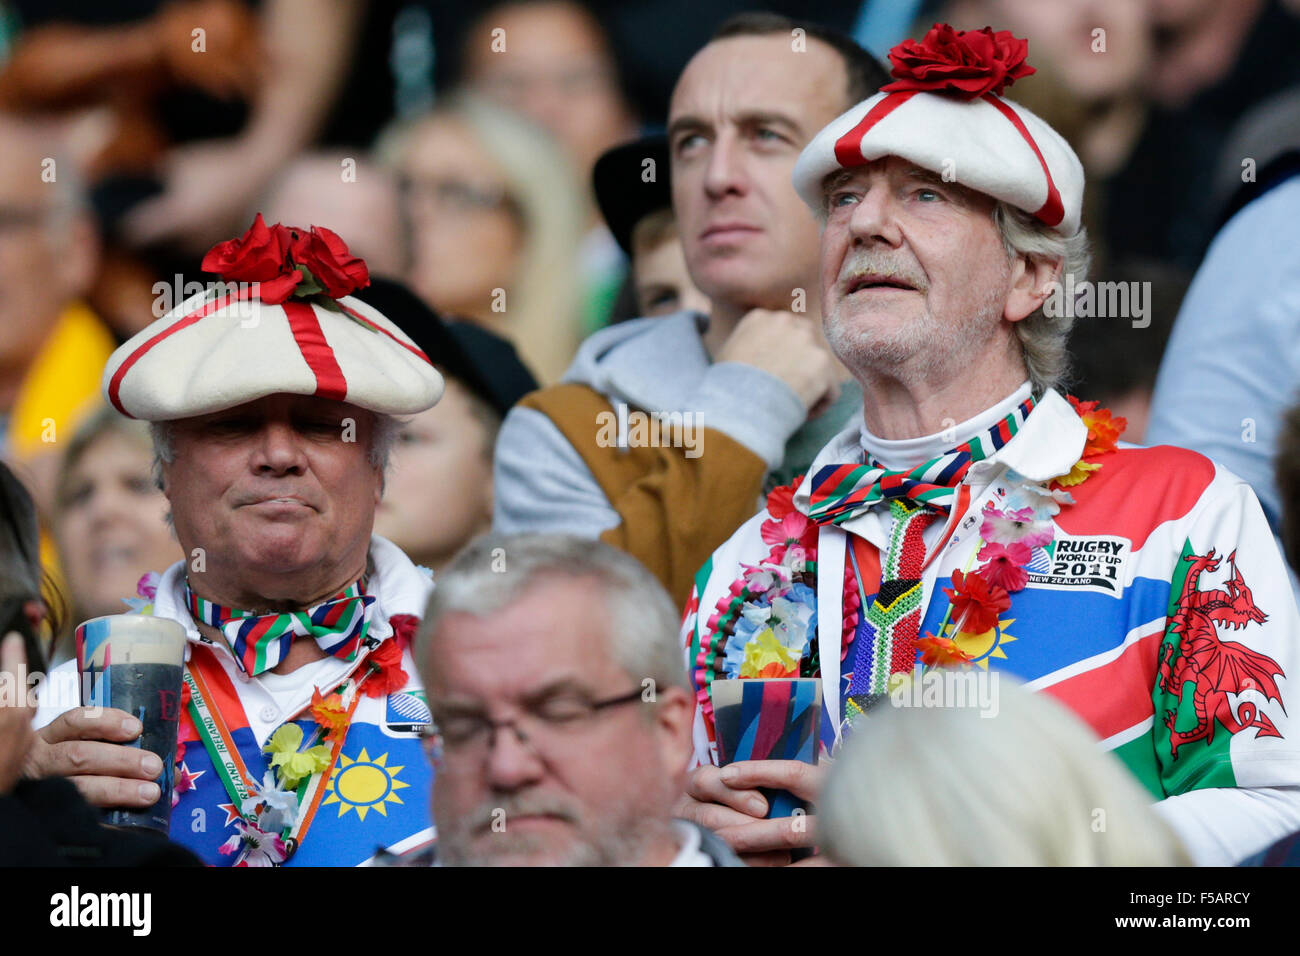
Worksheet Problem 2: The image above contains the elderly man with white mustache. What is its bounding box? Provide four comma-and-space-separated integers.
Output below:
675, 23, 1300, 867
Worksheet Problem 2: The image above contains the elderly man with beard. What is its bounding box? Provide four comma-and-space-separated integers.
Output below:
675, 24, 1300, 867
30, 216, 445, 866
414, 534, 741, 867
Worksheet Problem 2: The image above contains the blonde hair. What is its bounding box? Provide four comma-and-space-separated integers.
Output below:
378, 93, 585, 383
818, 673, 1192, 866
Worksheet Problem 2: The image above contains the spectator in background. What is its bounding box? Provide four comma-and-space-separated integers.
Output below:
461, 0, 639, 185
459, 0, 641, 334
415, 534, 741, 867
0, 112, 113, 519
1106, 0, 1300, 269
52, 408, 180, 653
1064, 260, 1187, 443
593, 135, 710, 319
1147, 167, 1300, 555
257, 152, 409, 280
355, 279, 540, 576
0, 0, 366, 337
493, 14, 886, 607
379, 94, 585, 384
818, 675, 1192, 866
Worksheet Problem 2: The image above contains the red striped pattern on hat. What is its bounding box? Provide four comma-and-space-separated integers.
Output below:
833, 91, 917, 168
338, 302, 433, 365
283, 301, 347, 400
830, 90, 1066, 230
107, 286, 258, 417
982, 93, 1064, 227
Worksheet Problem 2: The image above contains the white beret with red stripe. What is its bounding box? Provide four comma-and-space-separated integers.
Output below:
792, 23, 1085, 236
103, 216, 443, 420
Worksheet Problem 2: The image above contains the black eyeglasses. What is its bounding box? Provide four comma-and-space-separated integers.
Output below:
423, 687, 647, 759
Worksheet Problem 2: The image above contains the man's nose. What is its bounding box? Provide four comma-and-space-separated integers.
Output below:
849, 181, 903, 247
703, 132, 748, 200
252, 421, 308, 474
483, 721, 546, 791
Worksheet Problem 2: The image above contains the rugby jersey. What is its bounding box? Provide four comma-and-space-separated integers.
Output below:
682, 390, 1300, 863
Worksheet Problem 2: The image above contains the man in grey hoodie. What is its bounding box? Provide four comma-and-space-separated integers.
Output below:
493, 14, 888, 606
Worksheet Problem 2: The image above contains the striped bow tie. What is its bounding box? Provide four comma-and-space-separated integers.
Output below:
186, 581, 375, 677
806, 396, 1035, 525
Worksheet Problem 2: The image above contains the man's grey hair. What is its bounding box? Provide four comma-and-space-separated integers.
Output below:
150, 410, 402, 491
994, 202, 1091, 396
417, 533, 690, 698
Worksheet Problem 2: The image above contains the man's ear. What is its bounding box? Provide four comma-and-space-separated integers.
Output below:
653, 685, 696, 771
1004, 255, 1062, 324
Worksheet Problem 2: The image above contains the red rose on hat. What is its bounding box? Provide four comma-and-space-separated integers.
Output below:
201, 215, 370, 305
200, 213, 302, 304
288, 225, 370, 299
882, 23, 1034, 100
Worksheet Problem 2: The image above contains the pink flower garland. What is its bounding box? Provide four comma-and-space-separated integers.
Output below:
932, 397, 1127, 646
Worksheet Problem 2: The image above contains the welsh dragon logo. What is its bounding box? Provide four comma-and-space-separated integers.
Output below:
1157, 549, 1284, 759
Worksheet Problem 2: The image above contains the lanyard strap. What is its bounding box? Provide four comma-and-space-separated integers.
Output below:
184, 663, 256, 810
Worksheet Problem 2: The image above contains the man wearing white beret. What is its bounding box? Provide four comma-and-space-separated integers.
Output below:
676, 24, 1300, 866
29, 216, 444, 865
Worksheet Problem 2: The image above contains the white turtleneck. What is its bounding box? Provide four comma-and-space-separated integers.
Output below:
860, 381, 1034, 469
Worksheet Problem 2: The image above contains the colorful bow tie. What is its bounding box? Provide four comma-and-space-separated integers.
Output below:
186, 581, 375, 677
806, 396, 1035, 525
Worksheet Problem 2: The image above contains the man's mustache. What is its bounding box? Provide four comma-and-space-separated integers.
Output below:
837, 252, 928, 292
463, 791, 583, 833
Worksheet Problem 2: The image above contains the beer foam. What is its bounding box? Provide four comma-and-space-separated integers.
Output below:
77, 615, 187, 666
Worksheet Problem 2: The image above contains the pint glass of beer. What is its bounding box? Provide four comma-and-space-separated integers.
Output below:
76, 614, 188, 832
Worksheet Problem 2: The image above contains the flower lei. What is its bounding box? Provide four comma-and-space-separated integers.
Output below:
920, 396, 1127, 667
695, 476, 861, 735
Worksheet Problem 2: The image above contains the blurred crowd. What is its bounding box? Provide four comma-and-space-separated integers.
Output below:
2, 0, 1300, 870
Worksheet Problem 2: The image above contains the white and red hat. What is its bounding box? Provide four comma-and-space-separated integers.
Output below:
793, 23, 1085, 236
103, 215, 444, 421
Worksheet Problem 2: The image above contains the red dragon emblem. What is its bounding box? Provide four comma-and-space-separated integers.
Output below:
1157, 549, 1284, 759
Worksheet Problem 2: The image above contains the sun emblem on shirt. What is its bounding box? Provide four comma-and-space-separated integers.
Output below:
322, 747, 409, 821
949, 618, 1017, 668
